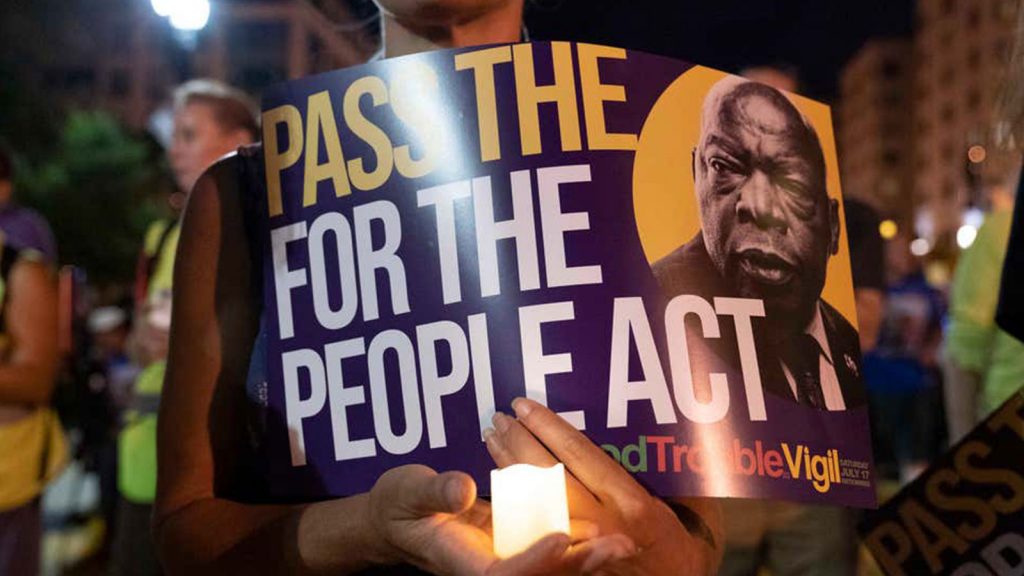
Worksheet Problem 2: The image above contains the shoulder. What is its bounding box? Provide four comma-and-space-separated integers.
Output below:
820, 300, 859, 351
652, 235, 719, 297
14, 206, 53, 229
820, 300, 867, 407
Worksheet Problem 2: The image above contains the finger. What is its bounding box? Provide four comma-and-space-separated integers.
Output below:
486, 414, 601, 515
569, 519, 600, 543
487, 533, 572, 576
492, 412, 559, 467
566, 534, 638, 573
512, 398, 648, 507
483, 426, 518, 469
387, 465, 476, 518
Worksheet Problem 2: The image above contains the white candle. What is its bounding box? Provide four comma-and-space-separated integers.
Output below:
490, 463, 571, 558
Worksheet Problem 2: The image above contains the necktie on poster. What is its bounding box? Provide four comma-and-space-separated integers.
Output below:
253, 41, 876, 507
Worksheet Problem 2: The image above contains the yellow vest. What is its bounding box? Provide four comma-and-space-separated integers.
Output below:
0, 409, 67, 511
119, 219, 179, 504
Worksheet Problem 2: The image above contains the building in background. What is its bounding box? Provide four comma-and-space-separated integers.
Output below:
29, 0, 374, 130
836, 38, 914, 224
912, 0, 1018, 248
837, 0, 1019, 256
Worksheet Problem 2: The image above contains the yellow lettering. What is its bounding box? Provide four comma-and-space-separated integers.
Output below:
864, 521, 912, 576
898, 499, 969, 574
925, 468, 997, 541
987, 392, 1024, 439
454, 46, 512, 162
810, 455, 831, 493
304, 91, 351, 208
512, 42, 581, 156
955, 440, 1024, 514
343, 76, 394, 191
262, 104, 304, 217
577, 43, 637, 150
391, 63, 440, 179
781, 443, 803, 479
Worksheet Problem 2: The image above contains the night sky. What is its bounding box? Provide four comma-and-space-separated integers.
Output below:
347, 0, 915, 102
523, 0, 915, 101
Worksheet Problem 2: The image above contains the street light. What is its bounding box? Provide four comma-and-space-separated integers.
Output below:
169, 0, 211, 31
150, 0, 173, 17
150, 0, 211, 31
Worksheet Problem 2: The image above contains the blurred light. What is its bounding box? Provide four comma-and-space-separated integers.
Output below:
168, 0, 210, 31
925, 261, 951, 287
967, 144, 988, 164
963, 207, 984, 229
150, 0, 174, 16
879, 219, 898, 240
910, 238, 931, 256
957, 224, 978, 249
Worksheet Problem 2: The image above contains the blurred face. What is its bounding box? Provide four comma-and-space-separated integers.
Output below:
375, 0, 515, 25
695, 82, 838, 332
168, 101, 249, 194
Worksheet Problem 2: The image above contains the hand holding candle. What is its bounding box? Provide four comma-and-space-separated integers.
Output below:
485, 398, 724, 575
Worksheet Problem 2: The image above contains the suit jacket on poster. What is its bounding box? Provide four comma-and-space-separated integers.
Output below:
652, 234, 866, 410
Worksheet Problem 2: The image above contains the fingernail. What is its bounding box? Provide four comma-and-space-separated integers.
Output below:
483, 427, 497, 442
492, 412, 511, 434
545, 532, 571, 554
445, 477, 467, 509
622, 536, 638, 556
511, 397, 533, 418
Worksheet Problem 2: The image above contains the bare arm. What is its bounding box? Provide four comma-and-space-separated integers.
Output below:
0, 257, 58, 406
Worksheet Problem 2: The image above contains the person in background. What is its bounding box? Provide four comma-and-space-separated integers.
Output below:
152, 0, 723, 573
842, 198, 886, 353
0, 229, 61, 575
82, 305, 136, 557
113, 79, 258, 576
944, 170, 1024, 443
864, 233, 945, 484
0, 145, 58, 264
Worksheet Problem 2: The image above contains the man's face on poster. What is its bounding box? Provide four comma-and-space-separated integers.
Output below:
694, 81, 839, 332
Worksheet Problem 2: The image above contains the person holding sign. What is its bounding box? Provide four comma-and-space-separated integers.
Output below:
153, 0, 722, 574
653, 76, 865, 412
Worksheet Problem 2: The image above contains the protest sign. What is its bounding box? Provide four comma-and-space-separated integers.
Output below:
860, 390, 1024, 576
255, 41, 875, 506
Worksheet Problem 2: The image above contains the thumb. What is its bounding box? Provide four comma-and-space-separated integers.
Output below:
390, 465, 476, 518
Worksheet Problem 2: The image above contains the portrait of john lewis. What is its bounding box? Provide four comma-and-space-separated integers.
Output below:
652, 76, 866, 411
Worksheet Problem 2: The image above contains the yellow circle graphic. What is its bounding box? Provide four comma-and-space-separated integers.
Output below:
632, 66, 858, 327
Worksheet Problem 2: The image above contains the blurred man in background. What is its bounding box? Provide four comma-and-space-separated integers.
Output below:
865, 232, 946, 484
944, 169, 1024, 443
114, 79, 257, 576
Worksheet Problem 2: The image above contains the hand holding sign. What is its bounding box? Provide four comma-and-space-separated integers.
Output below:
485, 398, 723, 575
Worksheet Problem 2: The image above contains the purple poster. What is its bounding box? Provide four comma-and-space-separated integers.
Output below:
258, 41, 876, 507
